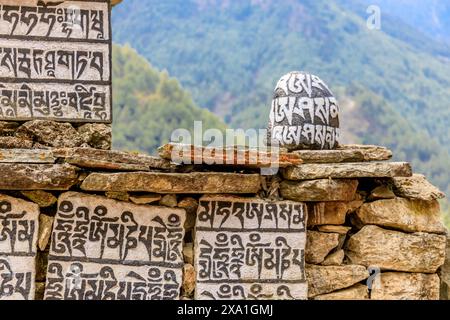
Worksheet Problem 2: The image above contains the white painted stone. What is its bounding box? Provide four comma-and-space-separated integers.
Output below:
0, 194, 39, 300
195, 196, 307, 300
44, 192, 186, 300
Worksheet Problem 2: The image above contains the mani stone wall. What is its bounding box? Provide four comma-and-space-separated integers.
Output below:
0, 143, 448, 300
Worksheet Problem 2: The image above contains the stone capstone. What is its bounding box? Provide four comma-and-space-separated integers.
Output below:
391, 174, 446, 201
293, 145, 392, 163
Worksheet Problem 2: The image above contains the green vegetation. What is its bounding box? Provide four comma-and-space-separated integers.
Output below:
112, 45, 226, 154
112, 0, 450, 219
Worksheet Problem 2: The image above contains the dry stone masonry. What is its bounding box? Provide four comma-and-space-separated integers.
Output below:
0, 0, 448, 302
0, 141, 447, 300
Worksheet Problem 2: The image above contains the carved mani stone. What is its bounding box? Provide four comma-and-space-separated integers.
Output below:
44, 192, 186, 300
0, 194, 39, 300
267, 71, 339, 150
195, 196, 307, 300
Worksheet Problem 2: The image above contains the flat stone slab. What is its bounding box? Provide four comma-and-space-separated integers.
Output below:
195, 196, 307, 300
44, 192, 186, 300
371, 272, 440, 300
313, 284, 369, 300
0, 164, 79, 190
0, 194, 39, 300
280, 179, 358, 202
0, 149, 55, 163
53, 148, 174, 171
158, 143, 302, 168
346, 225, 447, 273
81, 172, 262, 194
391, 174, 446, 201
292, 144, 392, 163
282, 162, 412, 180
305, 264, 369, 297
354, 198, 447, 234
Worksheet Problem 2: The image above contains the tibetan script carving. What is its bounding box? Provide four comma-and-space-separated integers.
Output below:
0, 194, 39, 300
195, 196, 307, 300
267, 71, 340, 150
0, 0, 111, 123
44, 192, 186, 300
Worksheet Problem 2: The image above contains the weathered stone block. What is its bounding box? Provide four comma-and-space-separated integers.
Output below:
322, 250, 345, 266
21, 190, 57, 208
391, 174, 446, 201
15, 120, 84, 148
292, 144, 392, 163
281, 179, 358, 202
81, 172, 262, 194
0, 164, 79, 190
305, 231, 340, 264
313, 284, 368, 300
306, 264, 368, 297
0, 136, 33, 149
44, 192, 186, 300
354, 198, 447, 234
0, 194, 39, 300
182, 264, 196, 297
0, 149, 55, 163
440, 237, 450, 300
307, 202, 350, 226
38, 214, 54, 251
282, 162, 412, 180
346, 225, 447, 273
195, 196, 307, 300
371, 272, 440, 300
77, 123, 112, 150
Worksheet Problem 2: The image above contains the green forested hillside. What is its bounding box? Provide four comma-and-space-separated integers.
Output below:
112, 0, 450, 202
112, 45, 226, 154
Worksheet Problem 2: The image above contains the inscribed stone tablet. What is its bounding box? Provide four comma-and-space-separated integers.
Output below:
195, 196, 307, 300
267, 71, 339, 150
44, 192, 186, 300
0, 194, 39, 300
0, 0, 112, 123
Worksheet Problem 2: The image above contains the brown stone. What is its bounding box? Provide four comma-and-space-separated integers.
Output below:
371, 272, 440, 300
36, 251, 48, 282
183, 243, 194, 265
16, 120, 83, 148
281, 179, 358, 202
345, 225, 447, 273
182, 264, 196, 297
129, 193, 162, 205
21, 191, 57, 207
313, 284, 369, 300
321, 249, 345, 266
0, 149, 55, 163
440, 237, 450, 300
77, 123, 112, 150
178, 197, 198, 230
306, 231, 340, 264
391, 174, 446, 201
307, 202, 350, 226
317, 225, 351, 234
0, 136, 33, 149
35, 283, 46, 300
159, 194, 178, 207
306, 264, 369, 297
158, 143, 302, 168
354, 198, 447, 234
293, 144, 392, 163
0, 164, 79, 190
54, 147, 174, 171
105, 191, 130, 202
369, 185, 396, 200
0, 121, 19, 135
81, 172, 262, 194
38, 214, 54, 251
282, 162, 412, 180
